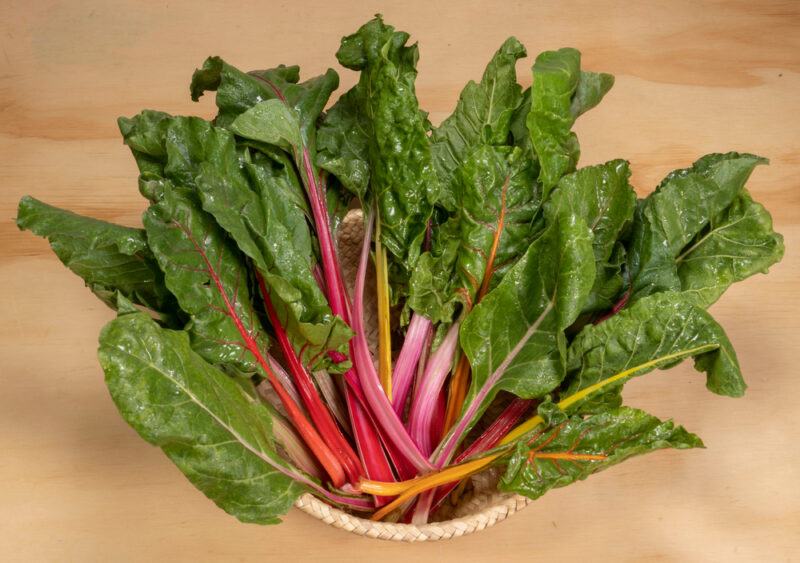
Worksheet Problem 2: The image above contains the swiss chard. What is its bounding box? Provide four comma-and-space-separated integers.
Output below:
18, 16, 784, 528
99, 305, 370, 524
142, 180, 350, 486
544, 159, 636, 315
436, 211, 595, 465
626, 152, 772, 304
430, 37, 527, 211
336, 16, 438, 267
500, 407, 702, 500
16, 196, 179, 323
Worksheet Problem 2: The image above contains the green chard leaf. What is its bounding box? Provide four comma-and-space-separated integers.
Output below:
316, 86, 371, 199
500, 407, 702, 500
229, 67, 339, 159
458, 211, 595, 434
545, 160, 636, 314
456, 146, 541, 300
676, 190, 784, 307
627, 152, 769, 303
191, 121, 352, 367
16, 196, 179, 323
563, 292, 746, 416
119, 110, 228, 195
570, 71, 615, 118
98, 309, 306, 524
431, 37, 527, 211
527, 48, 581, 193
406, 218, 460, 323
511, 66, 614, 169
408, 145, 542, 321
335, 16, 438, 267
121, 112, 349, 368
405, 36, 537, 321
229, 99, 302, 150
143, 182, 268, 376
190, 56, 303, 128
117, 110, 173, 178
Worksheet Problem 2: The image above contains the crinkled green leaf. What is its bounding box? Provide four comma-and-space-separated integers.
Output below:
585, 242, 627, 315
406, 226, 460, 323
143, 183, 267, 376
545, 160, 636, 314
98, 310, 306, 524
527, 48, 581, 193
512, 68, 613, 169
316, 87, 370, 199
459, 212, 595, 434
190, 123, 352, 368
230, 99, 302, 150
676, 190, 784, 308
407, 145, 541, 321
563, 292, 746, 412
196, 56, 339, 161
456, 146, 541, 298
120, 112, 349, 368
336, 16, 438, 267
546, 160, 635, 261
570, 71, 615, 118
500, 407, 702, 500
16, 196, 178, 322
627, 152, 768, 302
190, 56, 302, 128
431, 37, 527, 211
117, 110, 173, 178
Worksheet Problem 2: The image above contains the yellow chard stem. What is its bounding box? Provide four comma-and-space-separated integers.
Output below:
375, 218, 393, 400
361, 343, 720, 520
501, 343, 718, 444
364, 454, 500, 520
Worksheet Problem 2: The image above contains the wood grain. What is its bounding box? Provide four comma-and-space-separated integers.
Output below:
1, 1, 798, 561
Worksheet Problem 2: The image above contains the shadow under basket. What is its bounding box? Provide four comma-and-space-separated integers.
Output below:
289, 210, 531, 541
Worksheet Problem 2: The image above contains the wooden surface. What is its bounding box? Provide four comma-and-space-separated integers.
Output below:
2, 1, 798, 561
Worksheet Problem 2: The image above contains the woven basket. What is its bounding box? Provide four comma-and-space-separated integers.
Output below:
294, 491, 531, 542
292, 210, 531, 541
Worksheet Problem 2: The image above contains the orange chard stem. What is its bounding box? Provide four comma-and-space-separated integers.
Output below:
442, 176, 510, 436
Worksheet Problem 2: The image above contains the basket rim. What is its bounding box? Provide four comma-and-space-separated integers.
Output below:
293, 492, 532, 542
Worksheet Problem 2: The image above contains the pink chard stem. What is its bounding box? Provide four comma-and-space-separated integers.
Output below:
352, 208, 433, 473
412, 397, 532, 523
407, 322, 460, 456
391, 312, 433, 416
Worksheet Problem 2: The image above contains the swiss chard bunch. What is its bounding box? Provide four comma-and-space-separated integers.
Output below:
17, 16, 783, 526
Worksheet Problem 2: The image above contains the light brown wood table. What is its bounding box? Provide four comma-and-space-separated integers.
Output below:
2, 1, 798, 561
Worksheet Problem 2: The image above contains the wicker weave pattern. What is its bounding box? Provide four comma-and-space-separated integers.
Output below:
295, 493, 531, 542
295, 211, 530, 541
